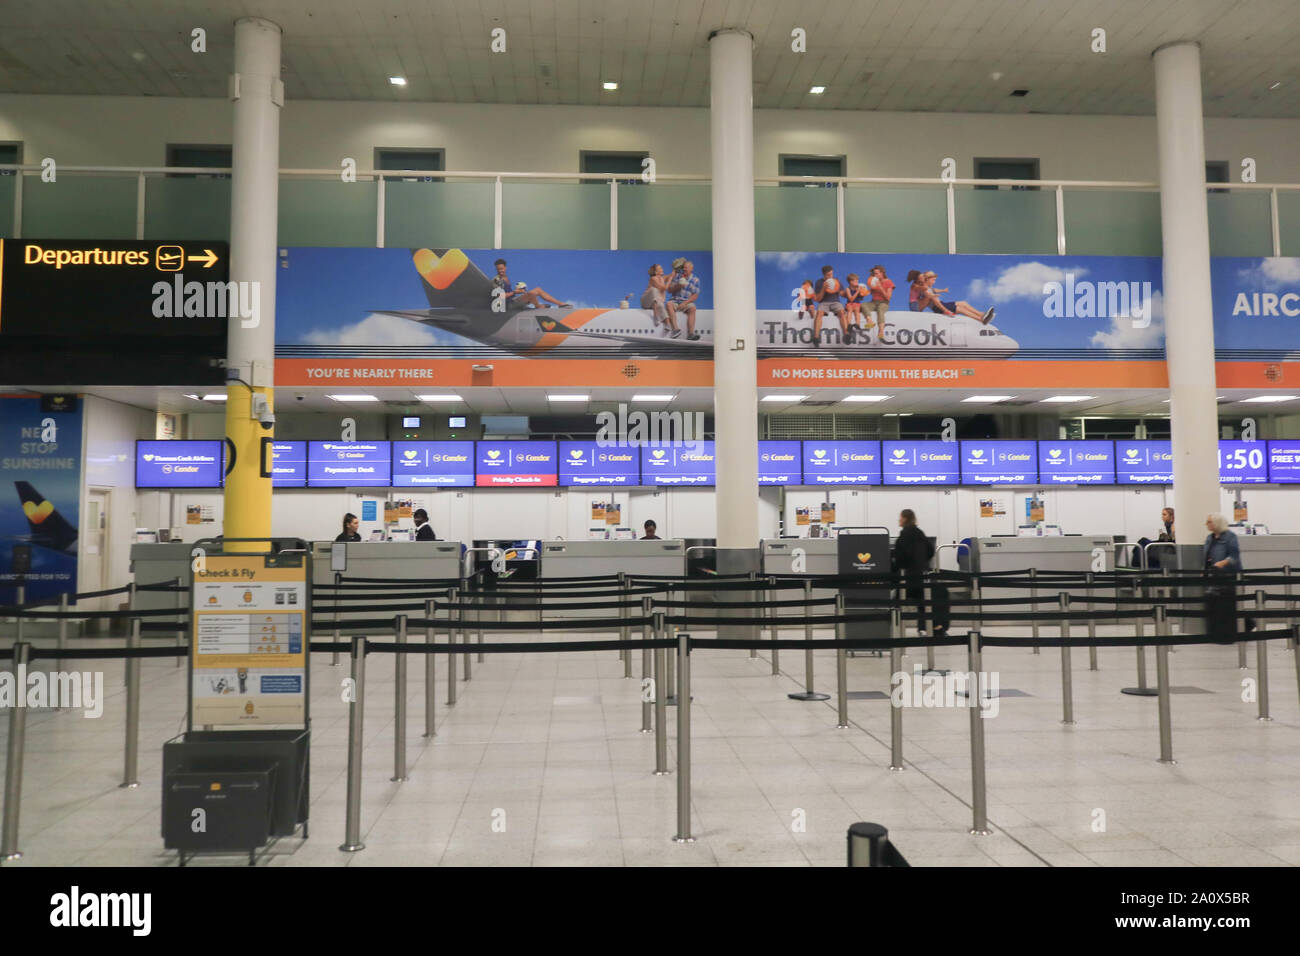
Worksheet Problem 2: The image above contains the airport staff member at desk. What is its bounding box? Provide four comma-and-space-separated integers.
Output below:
641, 520, 661, 541
414, 508, 436, 541
336, 513, 361, 543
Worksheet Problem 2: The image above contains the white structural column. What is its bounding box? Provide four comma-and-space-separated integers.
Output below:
709, 29, 759, 551
223, 17, 283, 550
1153, 41, 1220, 533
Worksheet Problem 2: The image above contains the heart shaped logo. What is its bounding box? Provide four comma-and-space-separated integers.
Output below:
143, 454, 154, 461
1125, 448, 1138, 457
652, 450, 666, 460
971, 449, 985, 459
813, 449, 827, 459
892, 448, 906, 459
412, 247, 470, 290
403, 450, 418, 460
569, 449, 582, 459
856, 552, 871, 563
487, 450, 501, 460
1049, 449, 1062, 458
23, 500, 54, 524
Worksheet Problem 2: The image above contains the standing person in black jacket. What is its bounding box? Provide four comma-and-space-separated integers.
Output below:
894, 509, 936, 635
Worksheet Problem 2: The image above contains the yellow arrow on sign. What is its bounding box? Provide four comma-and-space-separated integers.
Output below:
186, 248, 219, 268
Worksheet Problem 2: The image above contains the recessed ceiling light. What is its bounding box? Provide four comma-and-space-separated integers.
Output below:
389, 76, 407, 86
183, 394, 201, 401
631, 394, 673, 402
200, 394, 227, 402
131, 51, 148, 63
961, 395, 1014, 403
1269, 81, 1282, 90
1241, 394, 1298, 403
1040, 395, 1094, 403
602, 81, 618, 91
842, 395, 891, 403
882, 413, 913, 417
547, 394, 589, 402
761, 394, 807, 402
327, 394, 379, 402
990, 71, 1003, 81
809, 85, 826, 95
416, 394, 462, 402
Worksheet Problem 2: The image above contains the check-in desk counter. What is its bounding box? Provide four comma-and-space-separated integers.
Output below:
969, 535, 1114, 622
536, 539, 686, 621
309, 540, 464, 625
761, 539, 838, 618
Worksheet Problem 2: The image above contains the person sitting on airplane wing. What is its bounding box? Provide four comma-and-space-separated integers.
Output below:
492, 257, 570, 309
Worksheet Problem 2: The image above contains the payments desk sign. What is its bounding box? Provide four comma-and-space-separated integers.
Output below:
190, 553, 310, 728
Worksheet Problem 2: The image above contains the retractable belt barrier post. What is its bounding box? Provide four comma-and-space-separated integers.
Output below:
1085, 571, 1098, 671
121, 581, 135, 686
332, 572, 342, 667
1059, 593, 1075, 725
1286, 565, 1296, 650
748, 570, 758, 661
673, 628, 693, 844
653, 611, 669, 776
1255, 591, 1271, 723
767, 576, 780, 675
1237, 572, 1248, 670
475, 575, 484, 664
14, 584, 25, 645
446, 588, 458, 706
967, 630, 990, 835
789, 579, 830, 702
619, 572, 631, 677
1030, 567, 1039, 654
1, 642, 31, 860
1155, 605, 1175, 764
340, 634, 367, 852
56, 592, 68, 677
392, 615, 408, 782
889, 605, 903, 771
424, 599, 436, 738
1122, 610, 1158, 697
835, 594, 849, 729
119, 616, 141, 789
640, 596, 653, 734
455, 586, 471, 683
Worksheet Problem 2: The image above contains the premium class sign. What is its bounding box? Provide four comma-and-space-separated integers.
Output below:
476, 441, 558, 486
1036, 440, 1116, 485
135, 440, 223, 488
799, 441, 881, 485
1217, 440, 1268, 484
558, 442, 640, 486
0, 239, 229, 385
758, 440, 803, 485
640, 441, 716, 486
881, 441, 960, 485
307, 441, 392, 487
1115, 440, 1173, 484
960, 441, 1038, 485
392, 441, 476, 487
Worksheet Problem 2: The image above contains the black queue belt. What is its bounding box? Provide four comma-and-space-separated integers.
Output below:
0, 605, 197, 619
653, 597, 839, 609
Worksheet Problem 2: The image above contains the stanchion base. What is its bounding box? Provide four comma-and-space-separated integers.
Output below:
672, 836, 696, 844
889, 765, 905, 772
835, 723, 850, 730
1257, 716, 1274, 722
118, 781, 139, 790
968, 828, 991, 837
1, 852, 22, 861
1120, 687, 1159, 696
921, 667, 950, 676
1158, 758, 1178, 765
664, 696, 694, 706
422, 732, 435, 739
390, 775, 409, 782
653, 769, 671, 776
1061, 720, 1076, 725
639, 728, 652, 734
788, 691, 831, 701
338, 843, 366, 853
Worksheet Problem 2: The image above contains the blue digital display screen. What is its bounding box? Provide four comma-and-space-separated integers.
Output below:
558, 442, 641, 486
307, 441, 392, 487
135, 440, 224, 488
1218, 440, 1268, 484
757, 441, 804, 485
1115, 440, 1173, 484
881, 441, 960, 485
269, 441, 306, 488
798, 440, 881, 485
959, 441, 1038, 485
640, 441, 716, 486
1036, 440, 1115, 485
1267, 439, 1300, 483
391, 441, 475, 487
475, 441, 557, 486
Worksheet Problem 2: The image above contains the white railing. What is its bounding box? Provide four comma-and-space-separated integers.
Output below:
2, 164, 1297, 256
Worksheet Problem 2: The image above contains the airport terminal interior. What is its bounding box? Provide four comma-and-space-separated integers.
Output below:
4, 0, 1300, 882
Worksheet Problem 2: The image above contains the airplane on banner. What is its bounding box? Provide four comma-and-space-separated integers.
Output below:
373, 249, 1020, 359
9, 481, 79, 555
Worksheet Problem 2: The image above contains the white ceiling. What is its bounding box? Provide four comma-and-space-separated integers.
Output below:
49, 384, 1295, 420
2, 0, 1299, 116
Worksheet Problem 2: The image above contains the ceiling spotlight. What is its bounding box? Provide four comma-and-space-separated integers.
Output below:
1040, 395, 1094, 403
990, 71, 1003, 81
389, 76, 407, 86
1241, 394, 1298, 403
761, 394, 807, 402
961, 395, 1014, 403
416, 394, 462, 402
809, 85, 826, 95
603, 81, 619, 91
1269, 81, 1282, 91
842, 395, 891, 403
327, 394, 379, 402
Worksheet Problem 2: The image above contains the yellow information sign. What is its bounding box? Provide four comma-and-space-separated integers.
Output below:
190, 553, 308, 727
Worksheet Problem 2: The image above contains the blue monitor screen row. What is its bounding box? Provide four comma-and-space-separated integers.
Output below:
134, 438, 1300, 488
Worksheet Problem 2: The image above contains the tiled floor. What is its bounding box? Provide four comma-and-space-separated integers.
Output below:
2, 623, 1298, 866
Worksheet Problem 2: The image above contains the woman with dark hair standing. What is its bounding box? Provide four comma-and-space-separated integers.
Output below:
894, 509, 937, 635
335, 513, 361, 542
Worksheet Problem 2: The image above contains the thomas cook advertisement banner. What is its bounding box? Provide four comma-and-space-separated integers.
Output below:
0, 395, 82, 604
273, 248, 1300, 389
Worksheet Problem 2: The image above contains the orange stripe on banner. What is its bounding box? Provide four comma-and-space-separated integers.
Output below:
757, 360, 1173, 388
275, 358, 716, 388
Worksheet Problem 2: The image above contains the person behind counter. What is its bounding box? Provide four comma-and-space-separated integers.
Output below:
641, 520, 661, 540
336, 513, 361, 542
413, 508, 436, 541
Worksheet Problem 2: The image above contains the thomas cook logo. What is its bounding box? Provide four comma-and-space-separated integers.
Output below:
812, 449, 827, 459
22, 499, 54, 524
1048, 449, 1063, 459
403, 450, 418, 459
412, 248, 469, 290
569, 449, 582, 459
540, 318, 559, 331
891, 448, 906, 459
486, 450, 501, 460
857, 552, 872, 563
971, 449, 985, 459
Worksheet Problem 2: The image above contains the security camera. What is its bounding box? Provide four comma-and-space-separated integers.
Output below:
250, 394, 276, 430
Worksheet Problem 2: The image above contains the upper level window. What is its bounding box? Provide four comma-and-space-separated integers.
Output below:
779, 154, 845, 188
0, 142, 20, 176
579, 150, 649, 185
375, 147, 445, 183
974, 157, 1040, 191
167, 144, 232, 179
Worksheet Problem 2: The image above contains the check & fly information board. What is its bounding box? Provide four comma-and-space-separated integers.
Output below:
307, 441, 392, 486
800, 441, 882, 485
882, 441, 960, 485
758, 440, 803, 485
558, 442, 640, 486
1115, 441, 1174, 484
1036, 441, 1116, 485
190, 553, 307, 727
392, 441, 476, 487
136, 440, 223, 488
476, 441, 558, 486
640, 441, 716, 485
270, 441, 307, 488
1217, 440, 1268, 484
